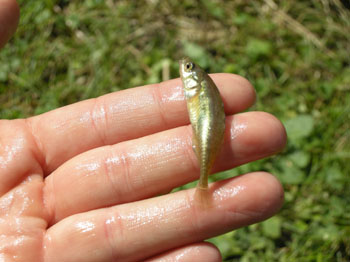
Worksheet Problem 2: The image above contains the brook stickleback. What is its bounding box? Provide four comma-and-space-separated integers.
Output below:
179, 57, 226, 195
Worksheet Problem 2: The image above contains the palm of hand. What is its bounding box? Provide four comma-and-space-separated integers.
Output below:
0, 1, 286, 261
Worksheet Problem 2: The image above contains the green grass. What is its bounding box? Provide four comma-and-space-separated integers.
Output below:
1, 0, 349, 261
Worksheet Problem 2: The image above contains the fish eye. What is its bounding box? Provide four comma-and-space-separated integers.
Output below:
185, 62, 194, 70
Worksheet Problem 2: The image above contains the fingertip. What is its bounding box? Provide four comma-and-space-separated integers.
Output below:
211, 171, 284, 226
211, 73, 256, 114
191, 242, 222, 262
229, 111, 287, 159
246, 172, 284, 218
0, 0, 20, 48
251, 112, 287, 153
228, 73, 256, 107
146, 242, 222, 262
198, 242, 223, 262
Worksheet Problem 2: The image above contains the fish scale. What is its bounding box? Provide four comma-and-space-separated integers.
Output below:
179, 57, 226, 192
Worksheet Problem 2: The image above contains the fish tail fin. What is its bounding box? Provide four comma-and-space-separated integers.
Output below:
194, 186, 212, 208
195, 167, 212, 208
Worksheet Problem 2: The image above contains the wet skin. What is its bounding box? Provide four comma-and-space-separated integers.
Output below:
0, 1, 286, 261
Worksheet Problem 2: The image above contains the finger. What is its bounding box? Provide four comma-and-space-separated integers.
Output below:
45, 112, 286, 223
28, 74, 255, 174
43, 172, 284, 262
0, 0, 19, 48
145, 242, 221, 262
0, 119, 45, 196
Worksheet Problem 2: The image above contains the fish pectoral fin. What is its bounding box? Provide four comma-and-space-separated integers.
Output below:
200, 80, 207, 89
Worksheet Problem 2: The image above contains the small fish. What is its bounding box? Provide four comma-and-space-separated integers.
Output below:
179, 57, 225, 192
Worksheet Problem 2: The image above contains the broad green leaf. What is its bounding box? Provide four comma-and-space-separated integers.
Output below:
280, 159, 305, 185
288, 150, 310, 168
284, 115, 314, 140
262, 216, 282, 239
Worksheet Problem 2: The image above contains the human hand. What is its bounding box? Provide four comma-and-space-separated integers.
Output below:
0, 1, 286, 261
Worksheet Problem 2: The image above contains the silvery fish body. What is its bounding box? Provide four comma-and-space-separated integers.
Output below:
179, 57, 225, 190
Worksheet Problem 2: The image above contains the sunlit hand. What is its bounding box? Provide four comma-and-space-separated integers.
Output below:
0, 1, 286, 261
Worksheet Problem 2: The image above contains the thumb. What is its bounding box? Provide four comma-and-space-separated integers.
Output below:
0, 0, 19, 49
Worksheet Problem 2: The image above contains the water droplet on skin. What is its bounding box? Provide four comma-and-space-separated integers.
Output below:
75, 221, 96, 233
213, 185, 246, 202
230, 122, 247, 140
161, 85, 185, 103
